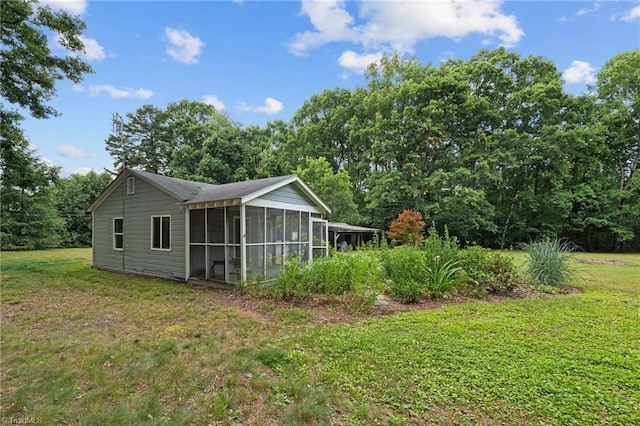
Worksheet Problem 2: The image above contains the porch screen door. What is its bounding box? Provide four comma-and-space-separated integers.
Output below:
311, 219, 328, 259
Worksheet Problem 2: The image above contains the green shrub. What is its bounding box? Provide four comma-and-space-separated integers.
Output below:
422, 224, 459, 267
459, 246, 491, 287
307, 255, 353, 295
485, 252, 520, 293
459, 247, 520, 294
343, 253, 386, 312
521, 238, 576, 286
268, 261, 307, 302
268, 253, 386, 312
382, 245, 426, 303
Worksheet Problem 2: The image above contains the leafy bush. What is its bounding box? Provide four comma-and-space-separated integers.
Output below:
459, 246, 520, 294
485, 252, 520, 293
521, 238, 576, 286
306, 255, 353, 295
267, 253, 385, 312
268, 261, 308, 302
381, 245, 426, 303
343, 253, 386, 312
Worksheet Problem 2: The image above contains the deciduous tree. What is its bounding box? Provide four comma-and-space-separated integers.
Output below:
1, 0, 92, 250
295, 157, 361, 224
53, 171, 112, 247
386, 209, 426, 245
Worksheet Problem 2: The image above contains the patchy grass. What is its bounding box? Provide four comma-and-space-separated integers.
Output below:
1, 248, 638, 425
1, 249, 324, 425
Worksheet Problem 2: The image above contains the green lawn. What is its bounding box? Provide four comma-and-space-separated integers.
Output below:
1, 249, 638, 425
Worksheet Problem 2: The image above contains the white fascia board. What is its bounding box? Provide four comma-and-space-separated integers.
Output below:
244, 198, 323, 213
241, 175, 331, 215
241, 176, 299, 204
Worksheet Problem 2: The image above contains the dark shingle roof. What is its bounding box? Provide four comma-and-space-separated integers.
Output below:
186, 175, 295, 204
132, 169, 218, 201
132, 170, 297, 204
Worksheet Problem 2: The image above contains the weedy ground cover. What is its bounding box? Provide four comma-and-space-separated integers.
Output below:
1, 249, 638, 425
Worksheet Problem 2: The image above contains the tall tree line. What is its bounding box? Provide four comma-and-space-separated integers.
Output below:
105, 48, 638, 251
2, 0, 636, 254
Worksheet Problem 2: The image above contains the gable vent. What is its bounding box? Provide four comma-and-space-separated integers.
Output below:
127, 177, 135, 195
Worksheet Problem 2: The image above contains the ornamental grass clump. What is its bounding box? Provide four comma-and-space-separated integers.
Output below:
425, 256, 462, 297
521, 237, 576, 286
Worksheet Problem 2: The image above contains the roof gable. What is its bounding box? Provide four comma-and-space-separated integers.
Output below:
87, 169, 214, 212
186, 175, 295, 204
88, 169, 331, 214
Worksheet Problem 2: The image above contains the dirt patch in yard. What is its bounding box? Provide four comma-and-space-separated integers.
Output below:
2, 280, 582, 332
195, 283, 583, 326
575, 259, 634, 266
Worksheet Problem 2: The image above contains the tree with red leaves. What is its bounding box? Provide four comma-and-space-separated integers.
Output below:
386, 209, 426, 244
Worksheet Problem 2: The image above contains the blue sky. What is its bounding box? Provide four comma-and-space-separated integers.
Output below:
20, 0, 640, 176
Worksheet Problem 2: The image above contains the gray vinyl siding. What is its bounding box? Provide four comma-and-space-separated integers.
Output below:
93, 183, 125, 271
93, 177, 186, 280
259, 184, 313, 206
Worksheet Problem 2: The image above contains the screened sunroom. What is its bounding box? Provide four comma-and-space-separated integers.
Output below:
185, 176, 330, 284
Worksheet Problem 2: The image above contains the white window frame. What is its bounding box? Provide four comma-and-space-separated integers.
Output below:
113, 217, 124, 251
151, 215, 171, 251
127, 177, 135, 195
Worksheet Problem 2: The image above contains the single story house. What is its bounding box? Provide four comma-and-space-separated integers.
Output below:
88, 169, 331, 285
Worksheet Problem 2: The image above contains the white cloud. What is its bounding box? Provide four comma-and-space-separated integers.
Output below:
620, 5, 640, 22
338, 50, 382, 73
202, 95, 226, 111
57, 145, 98, 158
55, 34, 106, 60
80, 36, 106, 60
53, 34, 106, 60
289, 0, 524, 55
63, 167, 95, 176
73, 84, 154, 99
38, 0, 87, 15
165, 27, 205, 64
439, 51, 457, 63
559, 1, 602, 21
563, 60, 597, 84
255, 97, 284, 115
577, 2, 602, 17
239, 98, 284, 115
289, 0, 360, 55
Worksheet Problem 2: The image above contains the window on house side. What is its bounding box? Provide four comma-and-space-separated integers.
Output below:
113, 218, 124, 250
152, 215, 171, 250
